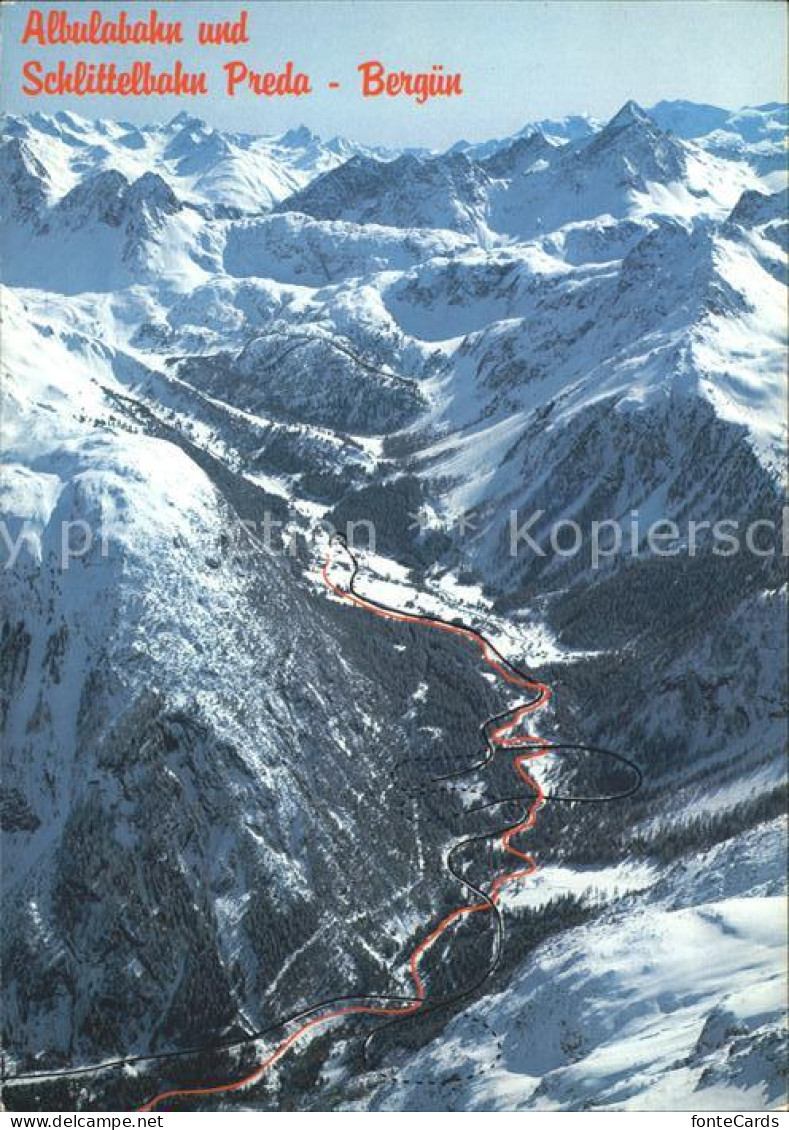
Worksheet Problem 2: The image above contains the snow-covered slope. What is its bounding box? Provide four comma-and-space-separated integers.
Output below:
277, 103, 765, 240
0, 159, 215, 293
451, 100, 787, 182
450, 113, 600, 158
1, 99, 786, 1112
279, 150, 495, 237
1, 287, 512, 1077
0, 110, 391, 214
371, 866, 787, 1111
649, 100, 788, 179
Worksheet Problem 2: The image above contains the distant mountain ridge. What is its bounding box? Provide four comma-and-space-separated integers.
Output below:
1, 98, 784, 217
0, 108, 396, 214
276, 100, 766, 238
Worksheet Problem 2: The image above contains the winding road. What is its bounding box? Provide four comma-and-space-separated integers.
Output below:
136, 535, 641, 1111
4, 535, 641, 1110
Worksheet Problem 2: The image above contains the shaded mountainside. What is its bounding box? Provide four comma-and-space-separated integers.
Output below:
1, 304, 519, 1071
276, 102, 761, 239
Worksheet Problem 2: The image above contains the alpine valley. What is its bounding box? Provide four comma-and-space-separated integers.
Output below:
0, 99, 786, 1112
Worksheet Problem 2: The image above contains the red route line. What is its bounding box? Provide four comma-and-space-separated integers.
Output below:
139, 544, 552, 1112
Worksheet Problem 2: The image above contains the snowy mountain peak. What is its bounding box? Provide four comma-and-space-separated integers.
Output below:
605, 99, 653, 132
727, 186, 788, 231
579, 99, 687, 186
648, 99, 732, 138
23, 110, 72, 139
279, 125, 322, 148
52, 109, 90, 133
123, 171, 182, 218
587, 100, 671, 157
50, 169, 181, 243
0, 136, 45, 177
0, 137, 50, 221
277, 148, 491, 234
481, 130, 554, 177
163, 123, 232, 172
0, 108, 386, 215
167, 111, 206, 132
55, 168, 130, 228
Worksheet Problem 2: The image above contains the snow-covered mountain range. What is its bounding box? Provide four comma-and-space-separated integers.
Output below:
1, 109, 397, 215
1, 99, 786, 1112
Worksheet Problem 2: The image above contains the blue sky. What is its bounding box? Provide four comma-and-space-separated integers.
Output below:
2, 0, 786, 147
